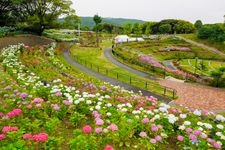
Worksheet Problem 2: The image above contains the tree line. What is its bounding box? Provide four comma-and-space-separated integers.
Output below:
0, 0, 76, 35
94, 19, 196, 35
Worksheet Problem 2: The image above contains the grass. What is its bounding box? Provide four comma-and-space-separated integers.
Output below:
69, 41, 176, 99
120, 36, 225, 61
179, 59, 225, 76
179, 34, 225, 54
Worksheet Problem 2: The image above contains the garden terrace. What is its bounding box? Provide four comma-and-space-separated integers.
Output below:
0, 38, 224, 149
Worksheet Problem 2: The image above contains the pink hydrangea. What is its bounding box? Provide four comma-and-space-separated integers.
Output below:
189, 134, 197, 140
177, 135, 184, 141
0, 134, 5, 140
62, 100, 72, 106
52, 104, 60, 110
142, 118, 150, 124
193, 130, 201, 135
150, 138, 157, 144
20, 93, 28, 99
108, 124, 118, 131
27, 104, 32, 109
36, 103, 42, 108
23, 133, 33, 139
7, 108, 22, 118
82, 125, 92, 134
186, 128, 193, 133
155, 135, 162, 141
139, 131, 147, 137
32, 98, 44, 103
55, 92, 62, 97
95, 128, 102, 134
32, 133, 48, 142
104, 145, 114, 150
92, 111, 101, 118
95, 118, 104, 126
213, 142, 222, 149
2, 126, 19, 133
151, 124, 158, 132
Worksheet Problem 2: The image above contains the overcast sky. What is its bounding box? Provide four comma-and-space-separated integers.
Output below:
72, 0, 225, 24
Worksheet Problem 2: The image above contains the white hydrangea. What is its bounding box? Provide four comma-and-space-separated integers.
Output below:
86, 100, 92, 105
184, 121, 191, 126
95, 105, 101, 110
178, 125, 186, 130
216, 115, 225, 122
217, 124, 224, 130
203, 123, 213, 129
168, 114, 178, 124
216, 132, 223, 137
197, 121, 203, 126
193, 110, 201, 116
106, 112, 112, 116
180, 114, 187, 119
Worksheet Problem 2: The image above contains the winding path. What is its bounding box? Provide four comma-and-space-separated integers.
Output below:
63, 46, 171, 103
104, 48, 225, 111
104, 48, 157, 80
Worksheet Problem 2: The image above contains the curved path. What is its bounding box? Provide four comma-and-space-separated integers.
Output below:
63, 46, 171, 103
105, 48, 225, 112
104, 48, 157, 80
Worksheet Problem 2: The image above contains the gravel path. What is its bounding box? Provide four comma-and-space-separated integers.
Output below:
176, 36, 225, 57
63, 46, 171, 103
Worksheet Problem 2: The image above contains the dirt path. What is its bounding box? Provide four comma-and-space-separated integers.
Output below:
159, 79, 225, 111
177, 36, 225, 57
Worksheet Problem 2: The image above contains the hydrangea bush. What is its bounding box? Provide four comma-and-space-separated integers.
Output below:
0, 44, 224, 149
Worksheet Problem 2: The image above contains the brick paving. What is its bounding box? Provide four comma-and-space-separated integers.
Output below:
159, 79, 225, 111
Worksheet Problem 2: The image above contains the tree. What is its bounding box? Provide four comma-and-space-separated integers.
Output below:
174, 20, 195, 34
198, 24, 225, 42
210, 67, 225, 87
61, 15, 80, 29
159, 24, 172, 34
0, 0, 14, 26
132, 23, 142, 35
194, 20, 203, 30
93, 14, 102, 47
15, 0, 75, 35
123, 23, 132, 35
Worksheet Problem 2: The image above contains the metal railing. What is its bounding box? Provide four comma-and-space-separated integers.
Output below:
71, 54, 177, 99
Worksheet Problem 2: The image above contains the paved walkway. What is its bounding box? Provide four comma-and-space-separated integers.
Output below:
105, 48, 157, 80
176, 36, 225, 57
159, 79, 225, 111
105, 48, 225, 111
63, 46, 171, 103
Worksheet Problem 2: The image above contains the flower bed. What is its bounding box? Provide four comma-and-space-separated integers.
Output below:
160, 46, 191, 52
0, 44, 225, 149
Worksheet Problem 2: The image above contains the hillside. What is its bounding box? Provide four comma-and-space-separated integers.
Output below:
80, 16, 145, 29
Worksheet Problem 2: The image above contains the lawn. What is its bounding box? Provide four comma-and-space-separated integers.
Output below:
69, 41, 176, 99
179, 59, 225, 77
179, 34, 225, 54
120, 36, 225, 61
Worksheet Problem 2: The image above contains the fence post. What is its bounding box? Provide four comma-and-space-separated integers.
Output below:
106, 69, 108, 75
97, 66, 99, 72
173, 90, 175, 99
145, 82, 148, 89
129, 76, 132, 84
117, 73, 119, 79
164, 88, 166, 95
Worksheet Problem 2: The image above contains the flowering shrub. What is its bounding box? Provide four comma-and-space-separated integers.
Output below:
0, 43, 225, 149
